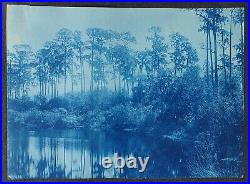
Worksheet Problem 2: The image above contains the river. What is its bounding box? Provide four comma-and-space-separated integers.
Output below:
8, 127, 189, 179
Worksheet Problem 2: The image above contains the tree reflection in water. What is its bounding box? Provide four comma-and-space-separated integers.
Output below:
8, 128, 186, 179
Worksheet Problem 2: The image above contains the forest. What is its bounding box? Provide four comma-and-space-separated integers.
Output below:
7, 8, 244, 177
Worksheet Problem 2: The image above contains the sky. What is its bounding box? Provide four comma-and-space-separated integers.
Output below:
7, 5, 205, 55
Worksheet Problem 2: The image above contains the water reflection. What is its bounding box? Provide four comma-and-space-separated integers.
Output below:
8, 128, 187, 179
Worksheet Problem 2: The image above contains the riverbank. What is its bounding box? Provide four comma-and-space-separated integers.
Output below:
8, 103, 158, 132
7, 107, 186, 139
7, 88, 243, 141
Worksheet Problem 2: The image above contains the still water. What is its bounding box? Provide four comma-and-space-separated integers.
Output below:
8, 128, 189, 179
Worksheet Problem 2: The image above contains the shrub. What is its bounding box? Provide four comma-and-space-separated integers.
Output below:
8, 96, 36, 112
24, 109, 43, 127
7, 110, 25, 127
44, 97, 70, 111
85, 110, 106, 129
105, 104, 133, 130
109, 91, 130, 106
187, 131, 242, 177
61, 114, 81, 128
43, 110, 65, 128
129, 105, 158, 130
34, 95, 48, 109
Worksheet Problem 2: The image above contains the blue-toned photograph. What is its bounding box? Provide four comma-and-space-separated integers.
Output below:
6, 5, 244, 179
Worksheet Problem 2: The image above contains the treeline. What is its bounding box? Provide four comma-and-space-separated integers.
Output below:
6, 27, 197, 99
195, 8, 244, 92
7, 8, 244, 99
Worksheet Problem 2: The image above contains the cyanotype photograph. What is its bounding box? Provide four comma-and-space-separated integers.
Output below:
5, 4, 245, 180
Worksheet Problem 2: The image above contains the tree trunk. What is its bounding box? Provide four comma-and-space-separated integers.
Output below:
71, 61, 74, 94
102, 66, 105, 90
51, 81, 53, 99
80, 55, 83, 94
39, 81, 42, 96
57, 76, 59, 97
206, 30, 209, 85
91, 37, 94, 91
118, 75, 121, 92
229, 17, 232, 85
221, 29, 227, 86
213, 29, 218, 93
240, 22, 244, 88
54, 78, 56, 98
140, 65, 143, 76
22, 84, 25, 96
123, 80, 126, 91
131, 70, 135, 91
64, 55, 67, 96
83, 67, 86, 93
126, 80, 129, 94
46, 83, 48, 97
45, 83, 47, 96
9, 59, 12, 99
42, 82, 44, 96
79, 49, 85, 94
113, 65, 117, 92
209, 30, 214, 91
